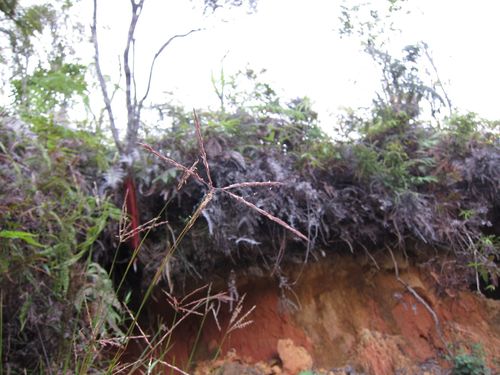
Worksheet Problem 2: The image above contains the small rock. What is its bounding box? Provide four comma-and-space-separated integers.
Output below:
254, 361, 274, 375
277, 338, 313, 374
271, 364, 282, 374
217, 362, 265, 375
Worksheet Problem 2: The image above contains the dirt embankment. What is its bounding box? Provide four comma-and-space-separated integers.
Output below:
128, 253, 500, 374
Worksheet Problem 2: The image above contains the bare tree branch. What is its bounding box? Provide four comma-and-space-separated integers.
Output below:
91, 0, 123, 153
96, 0, 201, 156
422, 42, 453, 118
0, 26, 13, 36
138, 28, 202, 112
124, 0, 144, 154
132, 38, 138, 117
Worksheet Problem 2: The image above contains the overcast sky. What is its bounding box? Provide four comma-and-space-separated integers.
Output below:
77, 0, 500, 131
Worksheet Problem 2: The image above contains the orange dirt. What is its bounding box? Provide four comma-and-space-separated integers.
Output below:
126, 253, 500, 374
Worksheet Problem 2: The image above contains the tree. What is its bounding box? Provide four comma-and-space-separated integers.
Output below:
91, 0, 257, 268
91, 0, 200, 156
338, 0, 451, 128
0, 0, 87, 126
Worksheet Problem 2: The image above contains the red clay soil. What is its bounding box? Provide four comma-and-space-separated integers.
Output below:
125, 253, 500, 374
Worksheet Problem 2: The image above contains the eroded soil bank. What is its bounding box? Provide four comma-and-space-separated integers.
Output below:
126, 253, 500, 374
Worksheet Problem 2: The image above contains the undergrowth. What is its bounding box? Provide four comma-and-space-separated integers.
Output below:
448, 343, 491, 375
136, 97, 499, 297
0, 60, 499, 373
0, 118, 122, 373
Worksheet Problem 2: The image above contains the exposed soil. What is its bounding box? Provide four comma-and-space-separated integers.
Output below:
126, 253, 500, 374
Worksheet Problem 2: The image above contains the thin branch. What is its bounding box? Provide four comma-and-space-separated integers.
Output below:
0, 26, 13, 36
124, 0, 144, 154
91, 0, 122, 153
138, 28, 202, 111
422, 42, 452, 117
94, 61, 123, 133
132, 38, 138, 114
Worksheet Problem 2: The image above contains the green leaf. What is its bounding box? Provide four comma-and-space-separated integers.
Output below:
19, 295, 32, 332
0, 230, 44, 247
153, 168, 178, 184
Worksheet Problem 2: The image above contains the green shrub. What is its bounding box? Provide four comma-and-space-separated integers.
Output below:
451, 344, 491, 375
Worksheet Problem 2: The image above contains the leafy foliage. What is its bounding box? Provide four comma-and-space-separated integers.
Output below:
450, 344, 491, 375
12, 62, 87, 126
0, 0, 85, 129
0, 116, 121, 373
0, 3, 56, 54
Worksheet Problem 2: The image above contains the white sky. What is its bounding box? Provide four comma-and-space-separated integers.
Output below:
49, 0, 500, 131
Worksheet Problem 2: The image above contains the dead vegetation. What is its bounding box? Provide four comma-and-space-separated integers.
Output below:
113, 105, 499, 297
1, 83, 499, 373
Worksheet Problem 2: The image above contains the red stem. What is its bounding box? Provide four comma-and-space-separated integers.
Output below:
124, 175, 140, 251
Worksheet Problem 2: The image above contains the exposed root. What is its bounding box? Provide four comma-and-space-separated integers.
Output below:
387, 246, 452, 357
